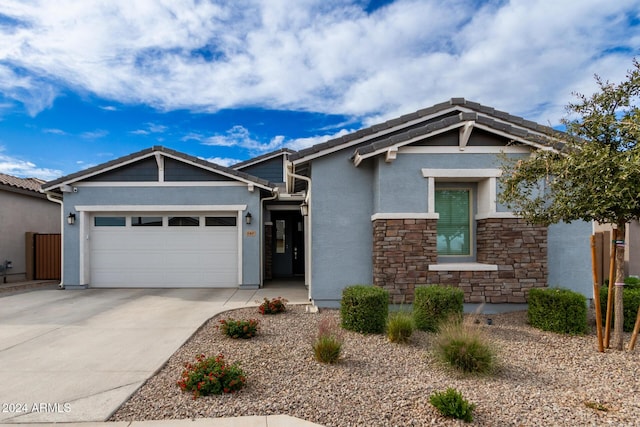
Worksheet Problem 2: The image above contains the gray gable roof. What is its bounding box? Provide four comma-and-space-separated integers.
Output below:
289, 98, 561, 163
42, 146, 277, 192
232, 148, 296, 169
353, 111, 562, 159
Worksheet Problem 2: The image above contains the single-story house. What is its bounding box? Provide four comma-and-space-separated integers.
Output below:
1, 173, 61, 282
42, 98, 592, 308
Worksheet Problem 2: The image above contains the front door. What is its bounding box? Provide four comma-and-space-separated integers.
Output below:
272, 211, 305, 277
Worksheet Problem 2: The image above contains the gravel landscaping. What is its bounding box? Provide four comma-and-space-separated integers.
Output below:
111, 304, 640, 426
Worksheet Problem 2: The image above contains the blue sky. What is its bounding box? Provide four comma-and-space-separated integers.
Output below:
0, 0, 639, 181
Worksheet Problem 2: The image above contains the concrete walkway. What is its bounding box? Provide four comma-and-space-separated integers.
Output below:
0, 284, 319, 426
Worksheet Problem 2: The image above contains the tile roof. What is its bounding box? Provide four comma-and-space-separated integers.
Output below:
289, 98, 559, 162
42, 146, 277, 192
353, 111, 557, 158
0, 172, 45, 193
232, 148, 296, 169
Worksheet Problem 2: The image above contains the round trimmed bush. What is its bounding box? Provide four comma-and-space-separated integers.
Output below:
413, 285, 464, 332
528, 287, 587, 334
340, 285, 389, 334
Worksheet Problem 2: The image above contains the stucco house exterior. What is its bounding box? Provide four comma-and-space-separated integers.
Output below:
42, 99, 592, 307
0, 173, 61, 282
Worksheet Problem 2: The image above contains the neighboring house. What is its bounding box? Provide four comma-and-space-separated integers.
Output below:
42, 99, 592, 308
593, 221, 640, 280
0, 173, 61, 283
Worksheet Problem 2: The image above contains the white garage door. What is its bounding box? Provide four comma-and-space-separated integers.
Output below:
90, 214, 238, 287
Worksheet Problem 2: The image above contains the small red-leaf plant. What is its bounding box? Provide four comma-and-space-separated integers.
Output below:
258, 297, 288, 315
177, 353, 246, 398
217, 318, 259, 339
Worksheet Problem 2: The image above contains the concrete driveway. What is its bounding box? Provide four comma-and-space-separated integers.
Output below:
0, 286, 309, 423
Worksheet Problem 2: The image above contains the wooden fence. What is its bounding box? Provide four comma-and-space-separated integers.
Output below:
26, 233, 61, 280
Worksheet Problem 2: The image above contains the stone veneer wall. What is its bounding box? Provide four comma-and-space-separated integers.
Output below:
372, 218, 548, 304
372, 219, 437, 303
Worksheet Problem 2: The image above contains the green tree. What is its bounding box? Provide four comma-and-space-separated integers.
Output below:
499, 60, 640, 350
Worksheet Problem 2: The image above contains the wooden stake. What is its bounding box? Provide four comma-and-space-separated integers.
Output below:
604, 235, 616, 348
591, 235, 604, 352
612, 228, 626, 351
629, 304, 640, 351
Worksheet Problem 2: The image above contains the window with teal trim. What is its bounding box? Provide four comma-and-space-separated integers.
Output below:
435, 189, 471, 256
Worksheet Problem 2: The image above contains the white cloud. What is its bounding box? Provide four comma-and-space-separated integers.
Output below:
0, 0, 638, 124
204, 156, 242, 167
130, 122, 167, 136
0, 148, 63, 180
201, 125, 284, 153
43, 128, 67, 135
80, 129, 109, 139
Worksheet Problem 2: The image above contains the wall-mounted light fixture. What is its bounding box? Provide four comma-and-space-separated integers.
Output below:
67, 212, 76, 225
300, 202, 309, 217
245, 212, 252, 224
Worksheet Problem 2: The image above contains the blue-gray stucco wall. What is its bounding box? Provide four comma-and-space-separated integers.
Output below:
374, 153, 507, 213
62, 185, 261, 287
309, 153, 374, 306
309, 150, 594, 306
548, 221, 592, 297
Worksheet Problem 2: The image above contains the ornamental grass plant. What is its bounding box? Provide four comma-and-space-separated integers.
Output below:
433, 316, 497, 375
312, 316, 343, 364
386, 309, 415, 343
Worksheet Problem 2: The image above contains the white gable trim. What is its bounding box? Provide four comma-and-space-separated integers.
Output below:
74, 204, 247, 212
74, 181, 247, 188
399, 146, 531, 154
159, 151, 274, 190
353, 121, 468, 166
293, 106, 464, 165
353, 120, 551, 166
473, 123, 555, 151
48, 150, 274, 192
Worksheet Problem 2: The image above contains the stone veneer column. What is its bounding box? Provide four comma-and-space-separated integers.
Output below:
474, 218, 547, 302
372, 218, 437, 303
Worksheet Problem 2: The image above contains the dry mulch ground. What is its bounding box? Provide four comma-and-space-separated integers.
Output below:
111, 305, 640, 426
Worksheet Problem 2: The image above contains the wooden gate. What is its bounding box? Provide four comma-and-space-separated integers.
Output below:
30, 233, 61, 280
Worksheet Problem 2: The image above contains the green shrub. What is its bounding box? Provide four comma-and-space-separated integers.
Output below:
528, 288, 587, 334
599, 285, 640, 332
386, 310, 415, 343
258, 297, 288, 315
429, 387, 476, 423
218, 318, 259, 339
624, 276, 640, 289
413, 285, 463, 332
312, 316, 343, 364
434, 317, 497, 375
340, 285, 389, 334
177, 354, 246, 398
